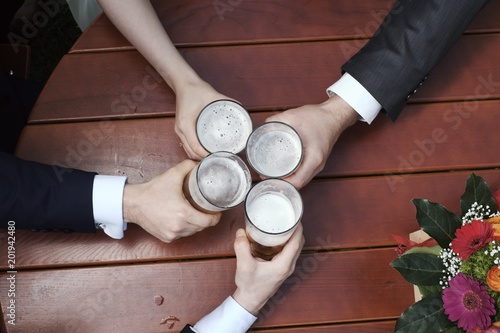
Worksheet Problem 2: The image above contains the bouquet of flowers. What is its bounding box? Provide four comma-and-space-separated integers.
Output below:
391, 173, 500, 333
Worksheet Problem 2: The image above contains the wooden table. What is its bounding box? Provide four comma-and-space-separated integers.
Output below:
2, 1, 500, 332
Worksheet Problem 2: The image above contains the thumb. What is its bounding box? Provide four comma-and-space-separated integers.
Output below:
234, 228, 253, 261
282, 152, 318, 190
282, 171, 308, 190
189, 137, 209, 160
175, 159, 198, 178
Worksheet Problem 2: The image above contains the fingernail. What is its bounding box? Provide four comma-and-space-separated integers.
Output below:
236, 228, 245, 237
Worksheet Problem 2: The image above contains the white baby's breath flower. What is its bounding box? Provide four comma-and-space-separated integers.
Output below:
439, 248, 462, 288
462, 202, 500, 225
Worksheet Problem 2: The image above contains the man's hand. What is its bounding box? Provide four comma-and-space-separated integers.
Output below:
122, 159, 221, 242
266, 95, 358, 189
232, 224, 304, 315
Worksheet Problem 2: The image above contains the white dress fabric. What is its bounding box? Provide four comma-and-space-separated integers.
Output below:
66, 0, 103, 31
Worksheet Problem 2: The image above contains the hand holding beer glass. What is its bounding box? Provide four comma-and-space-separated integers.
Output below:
244, 179, 303, 260
183, 152, 252, 213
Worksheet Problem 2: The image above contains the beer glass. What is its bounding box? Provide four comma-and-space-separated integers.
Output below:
196, 99, 253, 154
183, 152, 252, 213
244, 179, 303, 260
246, 121, 303, 178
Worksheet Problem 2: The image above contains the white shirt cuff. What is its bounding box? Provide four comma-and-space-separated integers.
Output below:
326, 72, 381, 124
193, 296, 257, 333
92, 175, 128, 239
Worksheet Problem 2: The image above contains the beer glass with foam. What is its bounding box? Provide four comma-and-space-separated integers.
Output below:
196, 99, 253, 154
246, 121, 303, 178
183, 152, 252, 213
244, 179, 303, 260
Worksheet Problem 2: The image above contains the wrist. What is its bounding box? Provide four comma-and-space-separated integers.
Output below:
173, 77, 214, 98
158, 63, 204, 95
122, 183, 142, 225
321, 94, 359, 131
232, 288, 266, 316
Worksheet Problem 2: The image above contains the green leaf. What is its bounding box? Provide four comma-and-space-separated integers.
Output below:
460, 173, 498, 217
390, 253, 444, 286
443, 326, 464, 333
394, 292, 453, 333
417, 284, 442, 298
412, 199, 461, 248
404, 245, 442, 257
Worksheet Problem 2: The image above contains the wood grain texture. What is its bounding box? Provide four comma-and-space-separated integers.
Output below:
256, 321, 396, 333
71, 0, 500, 52
18, 100, 500, 183
255, 321, 397, 333
0, 250, 413, 333
71, 0, 398, 51
2, 170, 500, 269
32, 33, 500, 123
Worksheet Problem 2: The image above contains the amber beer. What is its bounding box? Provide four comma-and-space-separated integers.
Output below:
182, 176, 215, 214
183, 152, 252, 213
196, 99, 253, 154
246, 121, 303, 178
244, 179, 303, 260
245, 230, 288, 261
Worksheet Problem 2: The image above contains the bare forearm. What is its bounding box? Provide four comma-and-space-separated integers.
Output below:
97, 0, 202, 93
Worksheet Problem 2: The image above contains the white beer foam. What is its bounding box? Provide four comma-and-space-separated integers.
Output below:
247, 192, 296, 235
197, 100, 252, 154
197, 155, 250, 207
247, 130, 302, 177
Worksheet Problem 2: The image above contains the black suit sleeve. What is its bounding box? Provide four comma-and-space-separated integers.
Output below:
342, 0, 491, 121
180, 325, 195, 332
0, 152, 97, 233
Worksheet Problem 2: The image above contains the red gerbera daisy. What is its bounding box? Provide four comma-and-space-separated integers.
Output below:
451, 220, 494, 261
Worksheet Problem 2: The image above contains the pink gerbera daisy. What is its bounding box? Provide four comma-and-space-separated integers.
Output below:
451, 220, 494, 260
443, 273, 496, 331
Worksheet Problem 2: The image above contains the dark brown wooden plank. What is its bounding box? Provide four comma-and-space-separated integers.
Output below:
0, 250, 413, 332
19, 99, 500, 182
71, 0, 500, 52
31, 34, 500, 123
330, 99, 500, 177
29, 51, 174, 123
3, 168, 500, 269
468, 0, 500, 33
256, 321, 397, 333
17, 118, 187, 182
71, 0, 396, 51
